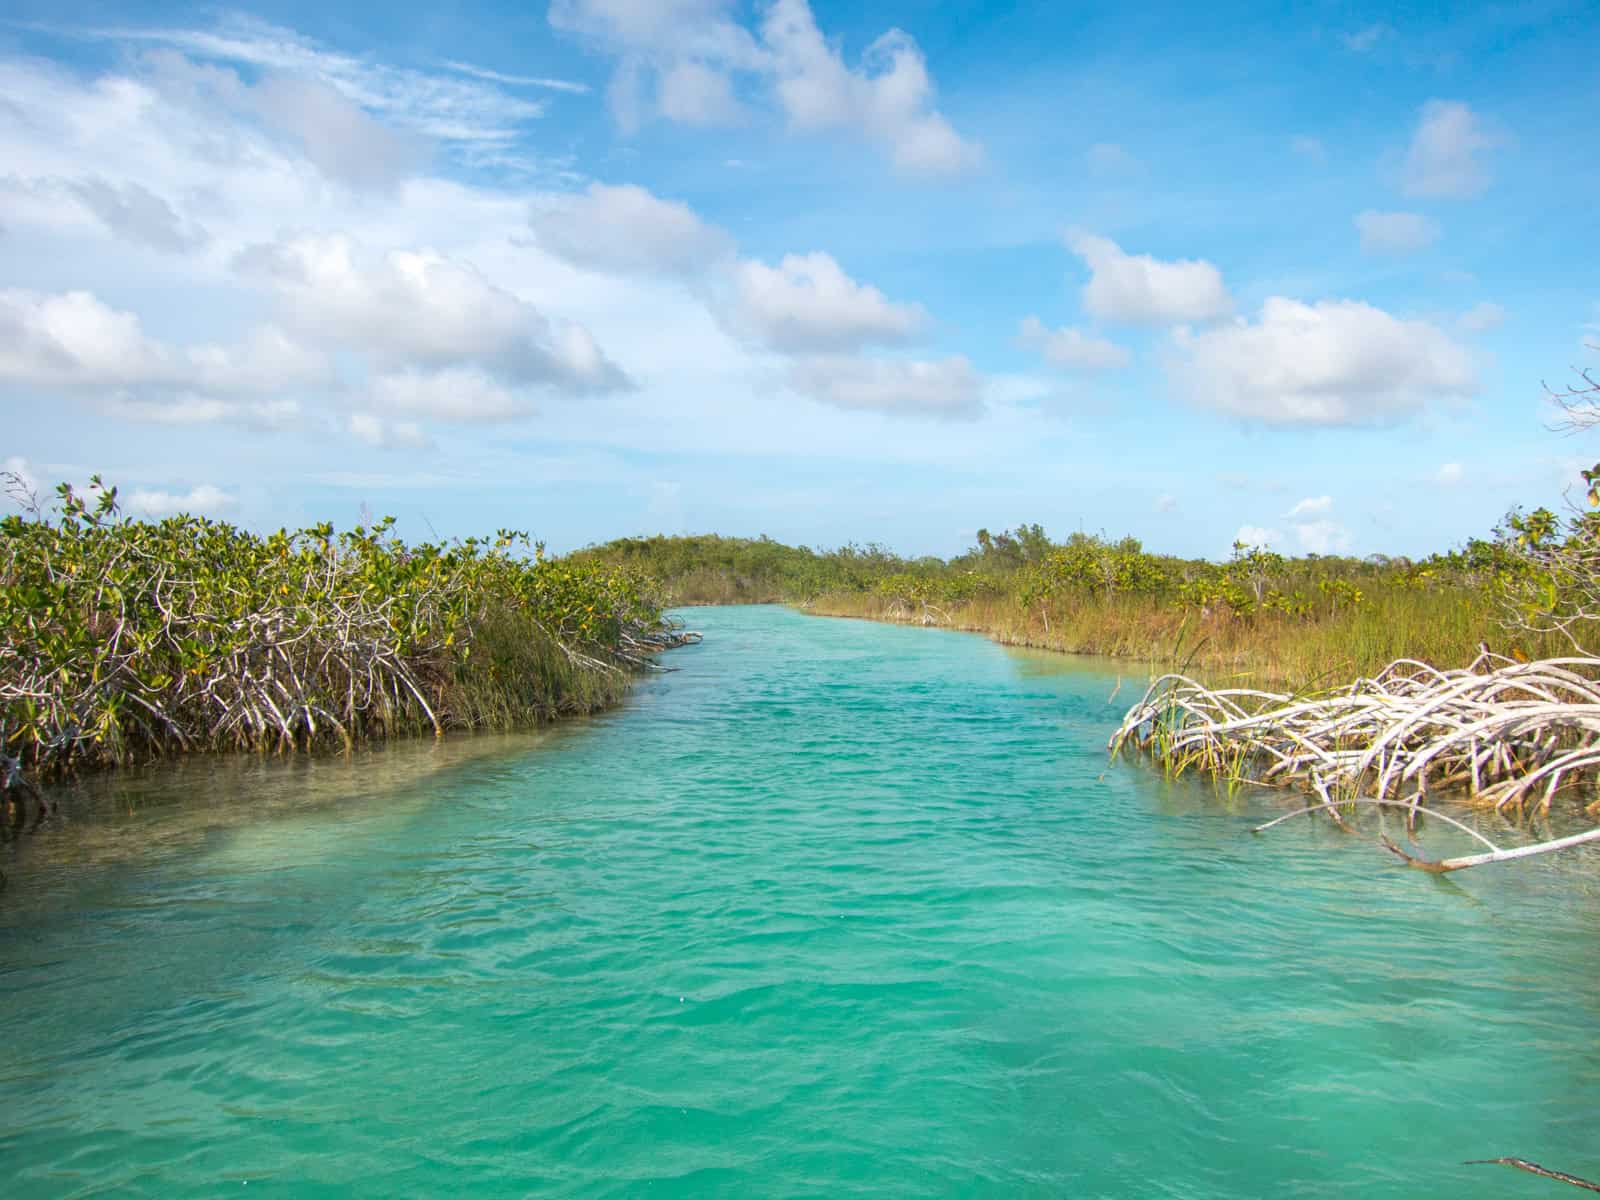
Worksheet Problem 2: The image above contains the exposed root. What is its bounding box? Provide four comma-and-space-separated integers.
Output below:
617, 624, 702, 669
1112, 652, 1600, 870
880, 599, 949, 626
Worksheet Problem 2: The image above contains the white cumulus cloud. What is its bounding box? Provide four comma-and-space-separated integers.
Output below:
0, 288, 330, 419
552, 0, 980, 176
124, 484, 238, 517
1234, 525, 1281, 551
234, 233, 631, 394
1069, 233, 1232, 325
724, 252, 925, 352
1016, 316, 1130, 371
1169, 296, 1476, 426
762, 0, 981, 176
1294, 519, 1354, 555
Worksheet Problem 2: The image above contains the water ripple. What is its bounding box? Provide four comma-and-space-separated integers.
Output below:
4, 606, 1600, 1197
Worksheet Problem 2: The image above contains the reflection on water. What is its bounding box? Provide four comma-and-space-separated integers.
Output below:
3, 607, 1600, 1199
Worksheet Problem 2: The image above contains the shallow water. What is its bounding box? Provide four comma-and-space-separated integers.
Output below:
3, 605, 1599, 1197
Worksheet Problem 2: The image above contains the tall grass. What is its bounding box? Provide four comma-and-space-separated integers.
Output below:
575, 524, 1550, 689
807, 584, 1557, 688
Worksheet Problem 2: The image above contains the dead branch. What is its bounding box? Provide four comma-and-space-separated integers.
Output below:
1467, 1157, 1600, 1192
1113, 655, 1600, 870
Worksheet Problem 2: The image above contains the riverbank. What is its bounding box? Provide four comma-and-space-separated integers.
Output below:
801, 588, 1545, 689
0, 488, 677, 798
578, 529, 1562, 690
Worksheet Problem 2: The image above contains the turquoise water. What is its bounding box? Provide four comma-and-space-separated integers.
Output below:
4, 605, 1600, 1197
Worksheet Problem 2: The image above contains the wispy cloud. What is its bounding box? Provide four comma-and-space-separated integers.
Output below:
442, 60, 590, 94
1458, 302, 1505, 334
1355, 210, 1439, 256
1290, 134, 1327, 164
81, 16, 548, 157
1284, 495, 1332, 519
1403, 100, 1499, 198
787, 355, 983, 420
1341, 23, 1392, 52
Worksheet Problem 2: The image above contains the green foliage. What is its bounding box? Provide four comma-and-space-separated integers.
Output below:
0, 481, 662, 776
584, 523, 1511, 629
1486, 505, 1600, 650
575, 534, 917, 604
582, 519, 1562, 685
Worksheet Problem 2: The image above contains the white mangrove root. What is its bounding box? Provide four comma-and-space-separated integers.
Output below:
1112, 653, 1600, 871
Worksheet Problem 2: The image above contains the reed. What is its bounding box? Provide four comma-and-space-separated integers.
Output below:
803, 585, 1553, 690
584, 527, 1540, 690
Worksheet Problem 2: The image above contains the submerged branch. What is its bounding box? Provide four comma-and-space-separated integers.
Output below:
1252, 798, 1501, 853
1385, 826, 1600, 873
1466, 1158, 1600, 1192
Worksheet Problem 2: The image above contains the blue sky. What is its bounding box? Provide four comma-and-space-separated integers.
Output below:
0, 1, 1596, 558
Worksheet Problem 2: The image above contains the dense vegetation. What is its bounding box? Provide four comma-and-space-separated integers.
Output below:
583, 518, 1579, 687
0, 478, 669, 782
571, 533, 923, 604
9, 444, 1599, 787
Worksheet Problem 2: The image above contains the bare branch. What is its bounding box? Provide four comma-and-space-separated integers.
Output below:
1113, 657, 1600, 869
1547, 366, 1600, 434
1466, 1157, 1600, 1192
1386, 825, 1600, 873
